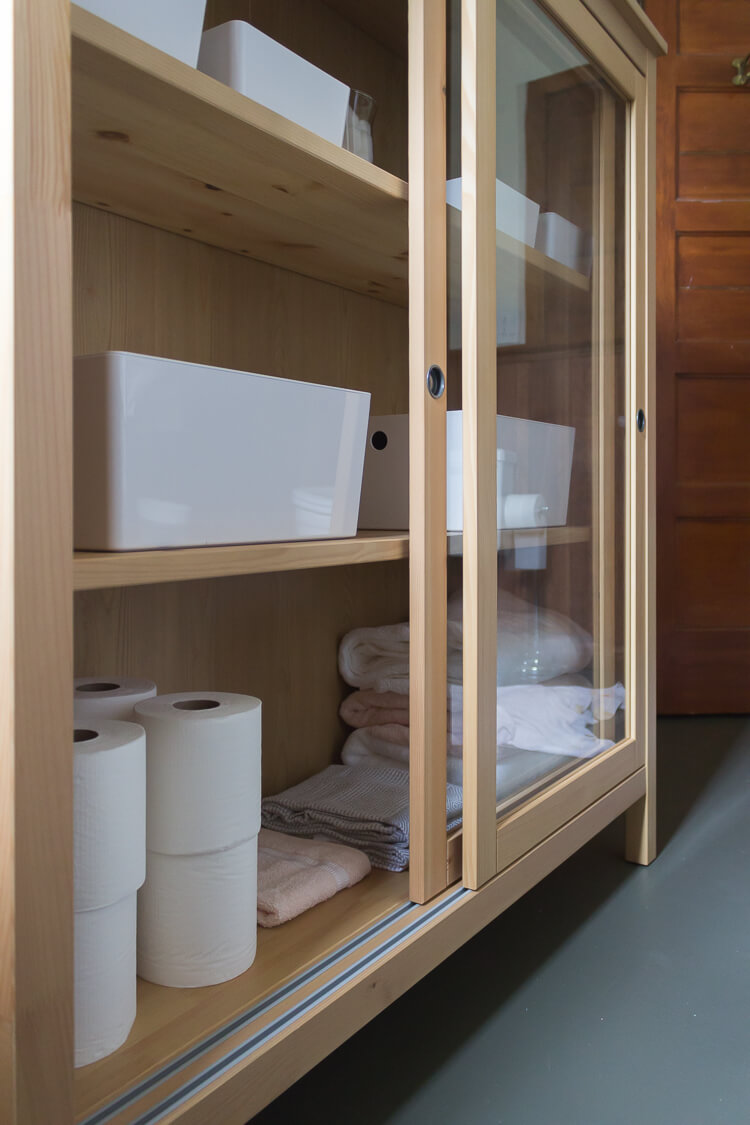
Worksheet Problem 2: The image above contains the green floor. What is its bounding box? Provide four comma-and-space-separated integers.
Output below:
253, 717, 750, 1124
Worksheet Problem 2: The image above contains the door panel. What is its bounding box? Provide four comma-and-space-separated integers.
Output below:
677, 0, 750, 55
648, 0, 750, 712
455, 0, 646, 888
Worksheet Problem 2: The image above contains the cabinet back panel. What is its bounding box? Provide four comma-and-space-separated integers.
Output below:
75, 561, 409, 795
73, 204, 408, 412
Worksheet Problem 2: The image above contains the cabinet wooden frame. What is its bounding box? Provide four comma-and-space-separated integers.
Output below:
457, 0, 654, 888
1, 1, 662, 1122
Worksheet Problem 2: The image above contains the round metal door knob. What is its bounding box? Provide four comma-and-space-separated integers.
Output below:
637, 408, 646, 433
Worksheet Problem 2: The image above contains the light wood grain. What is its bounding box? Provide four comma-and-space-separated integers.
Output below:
460, 0, 499, 892
408, 0, 449, 905
1, 1, 74, 1123
625, 62, 656, 864
72, 4, 409, 305
73, 205, 408, 412
545, 0, 640, 100
497, 740, 642, 871
75, 870, 409, 1121
74, 532, 410, 591
591, 90, 617, 742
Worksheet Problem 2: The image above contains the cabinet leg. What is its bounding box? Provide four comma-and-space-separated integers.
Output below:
624, 790, 656, 865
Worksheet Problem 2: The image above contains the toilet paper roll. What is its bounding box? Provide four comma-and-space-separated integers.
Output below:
74, 893, 137, 1067
134, 692, 262, 855
75, 677, 157, 721
137, 838, 258, 987
74, 721, 146, 911
503, 493, 548, 529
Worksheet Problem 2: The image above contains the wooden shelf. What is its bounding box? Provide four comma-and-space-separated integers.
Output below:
73, 526, 590, 590
496, 228, 591, 291
75, 870, 409, 1122
448, 206, 590, 291
448, 525, 591, 556
71, 5, 408, 305
74, 530, 410, 591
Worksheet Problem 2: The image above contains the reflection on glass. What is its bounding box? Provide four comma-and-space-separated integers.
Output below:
446, 0, 629, 817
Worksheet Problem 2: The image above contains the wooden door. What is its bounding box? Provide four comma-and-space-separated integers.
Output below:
647, 0, 750, 713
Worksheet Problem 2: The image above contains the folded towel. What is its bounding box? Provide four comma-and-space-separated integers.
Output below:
339, 690, 411, 729
338, 622, 462, 693
257, 829, 371, 928
261, 763, 464, 872
338, 590, 593, 694
341, 726, 570, 800
449, 682, 625, 759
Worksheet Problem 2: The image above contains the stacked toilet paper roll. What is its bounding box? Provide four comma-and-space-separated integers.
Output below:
74, 676, 157, 721
73, 720, 146, 1067
134, 692, 262, 988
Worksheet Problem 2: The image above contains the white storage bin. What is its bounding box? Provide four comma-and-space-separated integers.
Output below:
535, 212, 591, 274
446, 178, 540, 248
358, 411, 575, 533
198, 21, 351, 148
74, 352, 370, 550
76, 0, 207, 67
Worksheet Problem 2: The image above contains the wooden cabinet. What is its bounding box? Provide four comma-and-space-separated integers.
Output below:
0, 2, 665, 1123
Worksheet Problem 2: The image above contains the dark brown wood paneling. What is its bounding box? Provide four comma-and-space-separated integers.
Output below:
678, 290, 750, 340
675, 521, 750, 627
678, 234, 750, 286
677, 375, 750, 483
678, 0, 750, 54
648, 0, 750, 712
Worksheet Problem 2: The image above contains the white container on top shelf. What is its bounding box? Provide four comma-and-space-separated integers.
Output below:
358, 411, 575, 533
198, 21, 352, 148
74, 352, 370, 550
76, 0, 208, 67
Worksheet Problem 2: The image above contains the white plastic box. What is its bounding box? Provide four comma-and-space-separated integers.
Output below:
358, 411, 575, 533
74, 352, 371, 550
76, 0, 207, 67
198, 22, 351, 148
535, 212, 591, 274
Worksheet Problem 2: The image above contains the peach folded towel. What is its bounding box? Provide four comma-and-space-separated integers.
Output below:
257, 829, 371, 928
339, 690, 410, 729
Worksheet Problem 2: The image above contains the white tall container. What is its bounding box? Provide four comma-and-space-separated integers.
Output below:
76, 0, 207, 67
358, 411, 576, 532
198, 22, 351, 147
74, 352, 370, 550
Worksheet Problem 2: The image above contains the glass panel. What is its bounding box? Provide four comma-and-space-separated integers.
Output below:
446, 0, 629, 825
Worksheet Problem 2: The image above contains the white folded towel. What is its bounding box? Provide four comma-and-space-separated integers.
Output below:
338, 590, 593, 694
261, 763, 464, 872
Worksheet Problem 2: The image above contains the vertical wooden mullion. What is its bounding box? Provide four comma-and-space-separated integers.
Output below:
408, 0, 449, 904
1, 0, 74, 1121
591, 89, 617, 740
461, 0, 497, 890
625, 64, 656, 864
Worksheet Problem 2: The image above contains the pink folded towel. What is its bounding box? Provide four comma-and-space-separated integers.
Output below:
339, 690, 410, 729
257, 829, 371, 928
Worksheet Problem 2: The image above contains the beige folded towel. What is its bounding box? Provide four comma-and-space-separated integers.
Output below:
257, 829, 371, 928
339, 690, 410, 729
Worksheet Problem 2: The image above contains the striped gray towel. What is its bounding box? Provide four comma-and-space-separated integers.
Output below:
261, 764, 464, 872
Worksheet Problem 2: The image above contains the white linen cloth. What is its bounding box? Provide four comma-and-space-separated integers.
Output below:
449, 682, 626, 759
